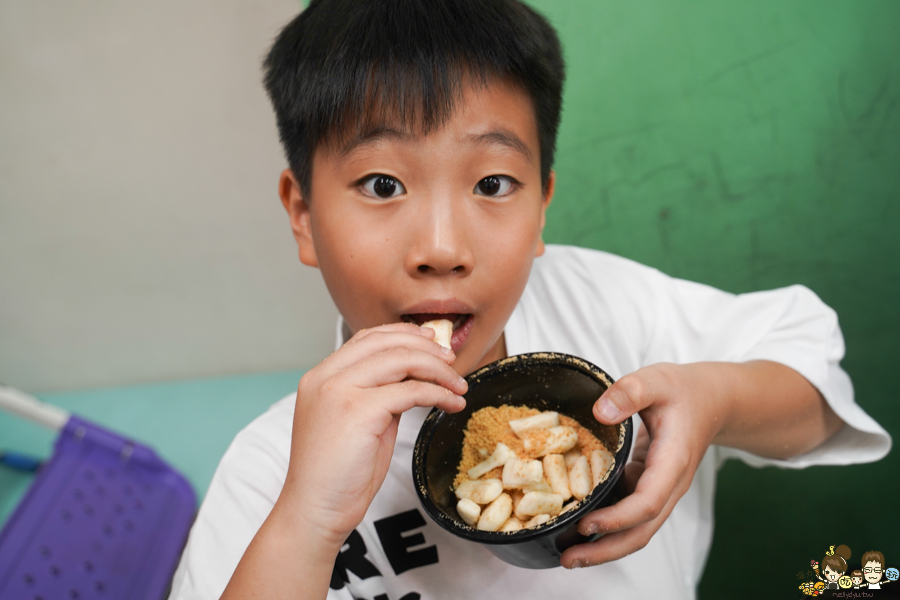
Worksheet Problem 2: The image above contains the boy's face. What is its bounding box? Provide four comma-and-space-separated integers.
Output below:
281, 79, 553, 376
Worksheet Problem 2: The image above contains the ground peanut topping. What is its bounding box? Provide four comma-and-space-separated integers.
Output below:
452, 405, 615, 532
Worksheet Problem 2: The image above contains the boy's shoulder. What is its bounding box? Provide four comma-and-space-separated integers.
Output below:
541, 244, 657, 270
530, 244, 672, 304
215, 393, 296, 487
537, 244, 667, 284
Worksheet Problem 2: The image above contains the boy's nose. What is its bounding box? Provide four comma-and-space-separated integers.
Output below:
405, 202, 474, 277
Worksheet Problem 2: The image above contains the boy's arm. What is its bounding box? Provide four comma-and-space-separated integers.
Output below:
560, 359, 841, 569
220, 323, 467, 599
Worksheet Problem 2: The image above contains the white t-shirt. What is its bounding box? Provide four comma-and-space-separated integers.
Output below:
169, 245, 890, 600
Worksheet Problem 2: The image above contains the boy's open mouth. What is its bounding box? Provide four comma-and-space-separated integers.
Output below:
401, 313, 474, 353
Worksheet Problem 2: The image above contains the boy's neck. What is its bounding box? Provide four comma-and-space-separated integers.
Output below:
476, 332, 508, 371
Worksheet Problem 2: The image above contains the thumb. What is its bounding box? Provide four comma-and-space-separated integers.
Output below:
593, 371, 659, 425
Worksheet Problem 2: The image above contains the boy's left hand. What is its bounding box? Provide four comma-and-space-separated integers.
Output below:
559, 360, 839, 569
559, 362, 720, 569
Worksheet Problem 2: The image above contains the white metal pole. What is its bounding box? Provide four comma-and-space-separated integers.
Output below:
0, 385, 70, 431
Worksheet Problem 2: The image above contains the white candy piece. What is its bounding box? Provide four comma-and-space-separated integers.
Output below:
467, 442, 515, 480
422, 319, 453, 350
543, 454, 572, 500
454, 478, 503, 504
524, 514, 551, 529
510, 489, 525, 512
477, 493, 513, 532
509, 411, 559, 436
499, 516, 524, 532
559, 500, 579, 514
456, 498, 481, 526
522, 479, 553, 494
568, 455, 592, 500
514, 498, 531, 521
563, 448, 582, 469
523, 425, 579, 457
516, 491, 564, 517
590, 447, 614, 487
502, 457, 543, 489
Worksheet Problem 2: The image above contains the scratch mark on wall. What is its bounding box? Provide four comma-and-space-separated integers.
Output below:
703, 40, 798, 86
839, 72, 891, 125
557, 123, 668, 157
708, 153, 792, 204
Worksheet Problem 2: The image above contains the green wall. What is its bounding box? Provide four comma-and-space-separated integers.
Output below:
528, 1, 900, 597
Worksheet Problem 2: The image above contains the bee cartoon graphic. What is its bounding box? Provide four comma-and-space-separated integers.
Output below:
811, 545, 852, 591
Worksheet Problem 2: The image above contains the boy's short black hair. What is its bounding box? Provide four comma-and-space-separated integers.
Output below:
263, 0, 565, 199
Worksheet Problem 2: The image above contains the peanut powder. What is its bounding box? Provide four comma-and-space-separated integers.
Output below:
453, 405, 610, 489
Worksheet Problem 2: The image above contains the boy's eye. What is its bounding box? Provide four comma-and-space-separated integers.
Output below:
361, 175, 406, 199
474, 175, 515, 197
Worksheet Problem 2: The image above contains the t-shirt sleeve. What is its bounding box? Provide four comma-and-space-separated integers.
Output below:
641, 273, 890, 469
168, 396, 296, 600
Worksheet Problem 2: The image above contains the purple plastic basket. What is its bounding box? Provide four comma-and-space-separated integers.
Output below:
0, 415, 196, 600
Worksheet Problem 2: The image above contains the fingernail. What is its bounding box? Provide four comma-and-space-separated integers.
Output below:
597, 399, 619, 422
569, 560, 585, 569
456, 395, 467, 407
441, 345, 453, 355
583, 524, 598, 536
458, 375, 468, 388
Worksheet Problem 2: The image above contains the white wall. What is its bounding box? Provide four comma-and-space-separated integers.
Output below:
0, 0, 338, 392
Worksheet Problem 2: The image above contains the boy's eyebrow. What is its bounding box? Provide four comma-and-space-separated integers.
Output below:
464, 129, 534, 162
337, 126, 410, 160
336, 126, 534, 163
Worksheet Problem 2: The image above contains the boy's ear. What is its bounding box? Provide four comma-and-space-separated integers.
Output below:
279, 169, 319, 268
535, 169, 555, 258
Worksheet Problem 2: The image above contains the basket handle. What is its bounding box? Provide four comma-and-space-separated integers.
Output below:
0, 384, 70, 431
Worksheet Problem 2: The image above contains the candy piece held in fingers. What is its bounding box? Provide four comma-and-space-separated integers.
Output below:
543, 454, 572, 500
502, 457, 543, 489
523, 425, 578, 457
516, 491, 564, 517
568, 455, 591, 500
456, 498, 481, 526
590, 447, 614, 487
454, 478, 503, 504
499, 515, 524, 532
509, 411, 559, 436
524, 514, 551, 528
477, 493, 513, 531
422, 319, 453, 350
467, 442, 515, 480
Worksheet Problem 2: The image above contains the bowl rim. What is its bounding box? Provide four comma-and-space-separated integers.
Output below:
412, 351, 632, 545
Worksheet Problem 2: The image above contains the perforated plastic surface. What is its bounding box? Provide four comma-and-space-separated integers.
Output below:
0, 416, 196, 600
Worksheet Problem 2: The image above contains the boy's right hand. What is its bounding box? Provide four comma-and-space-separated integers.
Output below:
281, 322, 467, 550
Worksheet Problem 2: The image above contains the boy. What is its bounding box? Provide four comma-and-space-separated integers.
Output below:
169, 0, 890, 598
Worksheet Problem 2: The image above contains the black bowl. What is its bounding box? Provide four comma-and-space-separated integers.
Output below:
413, 352, 632, 569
